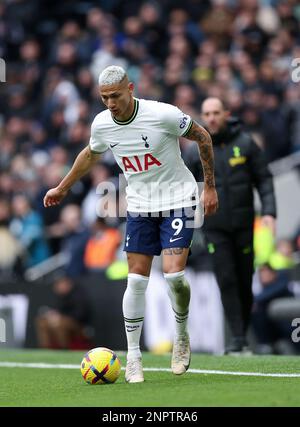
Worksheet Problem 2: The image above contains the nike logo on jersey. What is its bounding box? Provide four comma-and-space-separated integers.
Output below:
169, 236, 183, 243
110, 143, 120, 148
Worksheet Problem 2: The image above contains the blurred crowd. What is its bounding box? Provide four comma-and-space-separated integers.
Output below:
1, 0, 300, 352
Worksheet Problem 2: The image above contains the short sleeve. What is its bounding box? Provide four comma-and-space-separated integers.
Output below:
159, 102, 193, 137
89, 119, 108, 154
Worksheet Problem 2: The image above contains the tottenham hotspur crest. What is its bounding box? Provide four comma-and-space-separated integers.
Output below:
142, 134, 149, 148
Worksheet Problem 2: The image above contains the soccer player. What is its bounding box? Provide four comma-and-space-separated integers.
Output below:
44, 66, 218, 383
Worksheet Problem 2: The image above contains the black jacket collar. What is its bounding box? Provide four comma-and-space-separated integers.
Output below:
211, 117, 242, 146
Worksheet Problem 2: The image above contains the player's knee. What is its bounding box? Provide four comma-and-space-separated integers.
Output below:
127, 253, 152, 277
127, 273, 149, 294
128, 266, 150, 276
163, 270, 186, 292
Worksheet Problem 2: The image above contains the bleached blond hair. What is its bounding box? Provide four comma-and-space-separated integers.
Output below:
98, 65, 127, 86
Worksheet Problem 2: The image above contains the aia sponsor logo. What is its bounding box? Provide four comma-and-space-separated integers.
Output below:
122, 154, 162, 172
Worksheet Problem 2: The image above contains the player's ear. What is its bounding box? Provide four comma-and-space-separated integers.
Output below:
128, 82, 134, 93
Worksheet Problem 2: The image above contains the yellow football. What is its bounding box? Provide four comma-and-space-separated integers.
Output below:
80, 347, 121, 385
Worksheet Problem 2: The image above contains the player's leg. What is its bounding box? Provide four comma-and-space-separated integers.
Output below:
122, 213, 160, 383
123, 253, 152, 382
160, 208, 194, 375
162, 248, 191, 374
163, 248, 191, 330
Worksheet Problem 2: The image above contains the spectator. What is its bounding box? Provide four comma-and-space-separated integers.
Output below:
58, 204, 90, 278
260, 92, 291, 163
0, 198, 23, 277
200, 0, 235, 50
9, 194, 50, 268
251, 264, 296, 354
254, 217, 296, 270
35, 276, 91, 349
84, 217, 121, 271
81, 163, 113, 226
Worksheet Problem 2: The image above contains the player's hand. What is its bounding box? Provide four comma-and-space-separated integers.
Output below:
261, 215, 276, 236
201, 187, 218, 216
43, 187, 68, 208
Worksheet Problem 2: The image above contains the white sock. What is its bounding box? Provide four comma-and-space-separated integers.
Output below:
122, 273, 149, 360
164, 270, 190, 337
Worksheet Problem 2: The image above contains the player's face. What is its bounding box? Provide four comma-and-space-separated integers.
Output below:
99, 79, 134, 120
201, 99, 229, 135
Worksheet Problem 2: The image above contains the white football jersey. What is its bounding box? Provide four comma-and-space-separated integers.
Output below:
89, 98, 199, 212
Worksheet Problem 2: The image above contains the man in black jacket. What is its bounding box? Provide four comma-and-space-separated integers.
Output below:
185, 97, 277, 354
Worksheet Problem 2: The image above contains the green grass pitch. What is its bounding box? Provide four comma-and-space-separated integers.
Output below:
0, 349, 299, 407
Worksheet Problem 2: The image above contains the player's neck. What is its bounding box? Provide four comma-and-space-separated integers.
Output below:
114, 97, 135, 122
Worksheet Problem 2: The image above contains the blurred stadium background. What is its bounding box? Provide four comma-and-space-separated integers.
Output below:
0, 0, 300, 355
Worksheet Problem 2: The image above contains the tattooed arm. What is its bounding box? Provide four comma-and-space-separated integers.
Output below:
185, 121, 215, 188
184, 121, 218, 215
